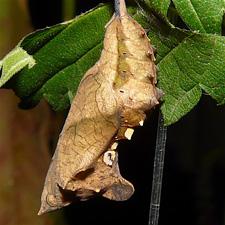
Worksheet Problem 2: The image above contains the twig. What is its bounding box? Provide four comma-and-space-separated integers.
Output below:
148, 110, 167, 225
114, 0, 120, 16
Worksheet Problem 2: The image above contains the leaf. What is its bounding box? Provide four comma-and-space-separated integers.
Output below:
172, 0, 225, 34
144, 0, 171, 16
2, 4, 151, 111
25, 43, 103, 111
141, 13, 225, 125
147, 17, 189, 63
158, 33, 225, 125
21, 22, 70, 55
7, 4, 114, 110
0, 47, 35, 87
38, 0, 161, 214
2, 1, 225, 126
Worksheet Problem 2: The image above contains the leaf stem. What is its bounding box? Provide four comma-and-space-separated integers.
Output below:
148, 110, 167, 225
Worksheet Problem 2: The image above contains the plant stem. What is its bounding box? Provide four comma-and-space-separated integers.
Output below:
148, 110, 167, 225
63, 0, 75, 21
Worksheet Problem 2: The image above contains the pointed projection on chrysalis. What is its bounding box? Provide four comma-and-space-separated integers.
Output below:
38, 0, 162, 215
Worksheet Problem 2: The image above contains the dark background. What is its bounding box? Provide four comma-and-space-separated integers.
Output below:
27, 1, 225, 225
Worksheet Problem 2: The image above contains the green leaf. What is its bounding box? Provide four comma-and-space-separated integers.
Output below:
147, 18, 189, 63
2, 2, 225, 126
158, 33, 225, 125
144, 0, 171, 16
145, 14, 225, 125
25, 43, 103, 110
0, 47, 35, 88
8, 4, 113, 110
172, 0, 225, 34
20, 22, 70, 55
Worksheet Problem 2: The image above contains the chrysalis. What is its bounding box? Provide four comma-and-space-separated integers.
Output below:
38, 0, 161, 215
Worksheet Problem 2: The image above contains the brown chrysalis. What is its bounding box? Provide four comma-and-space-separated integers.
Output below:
38, 0, 161, 215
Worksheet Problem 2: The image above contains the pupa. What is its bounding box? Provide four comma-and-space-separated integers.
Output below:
38, 0, 162, 215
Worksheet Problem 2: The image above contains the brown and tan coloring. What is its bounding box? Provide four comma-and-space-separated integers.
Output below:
38, 0, 162, 215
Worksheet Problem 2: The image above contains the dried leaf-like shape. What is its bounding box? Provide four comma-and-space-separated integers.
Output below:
39, 0, 161, 215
